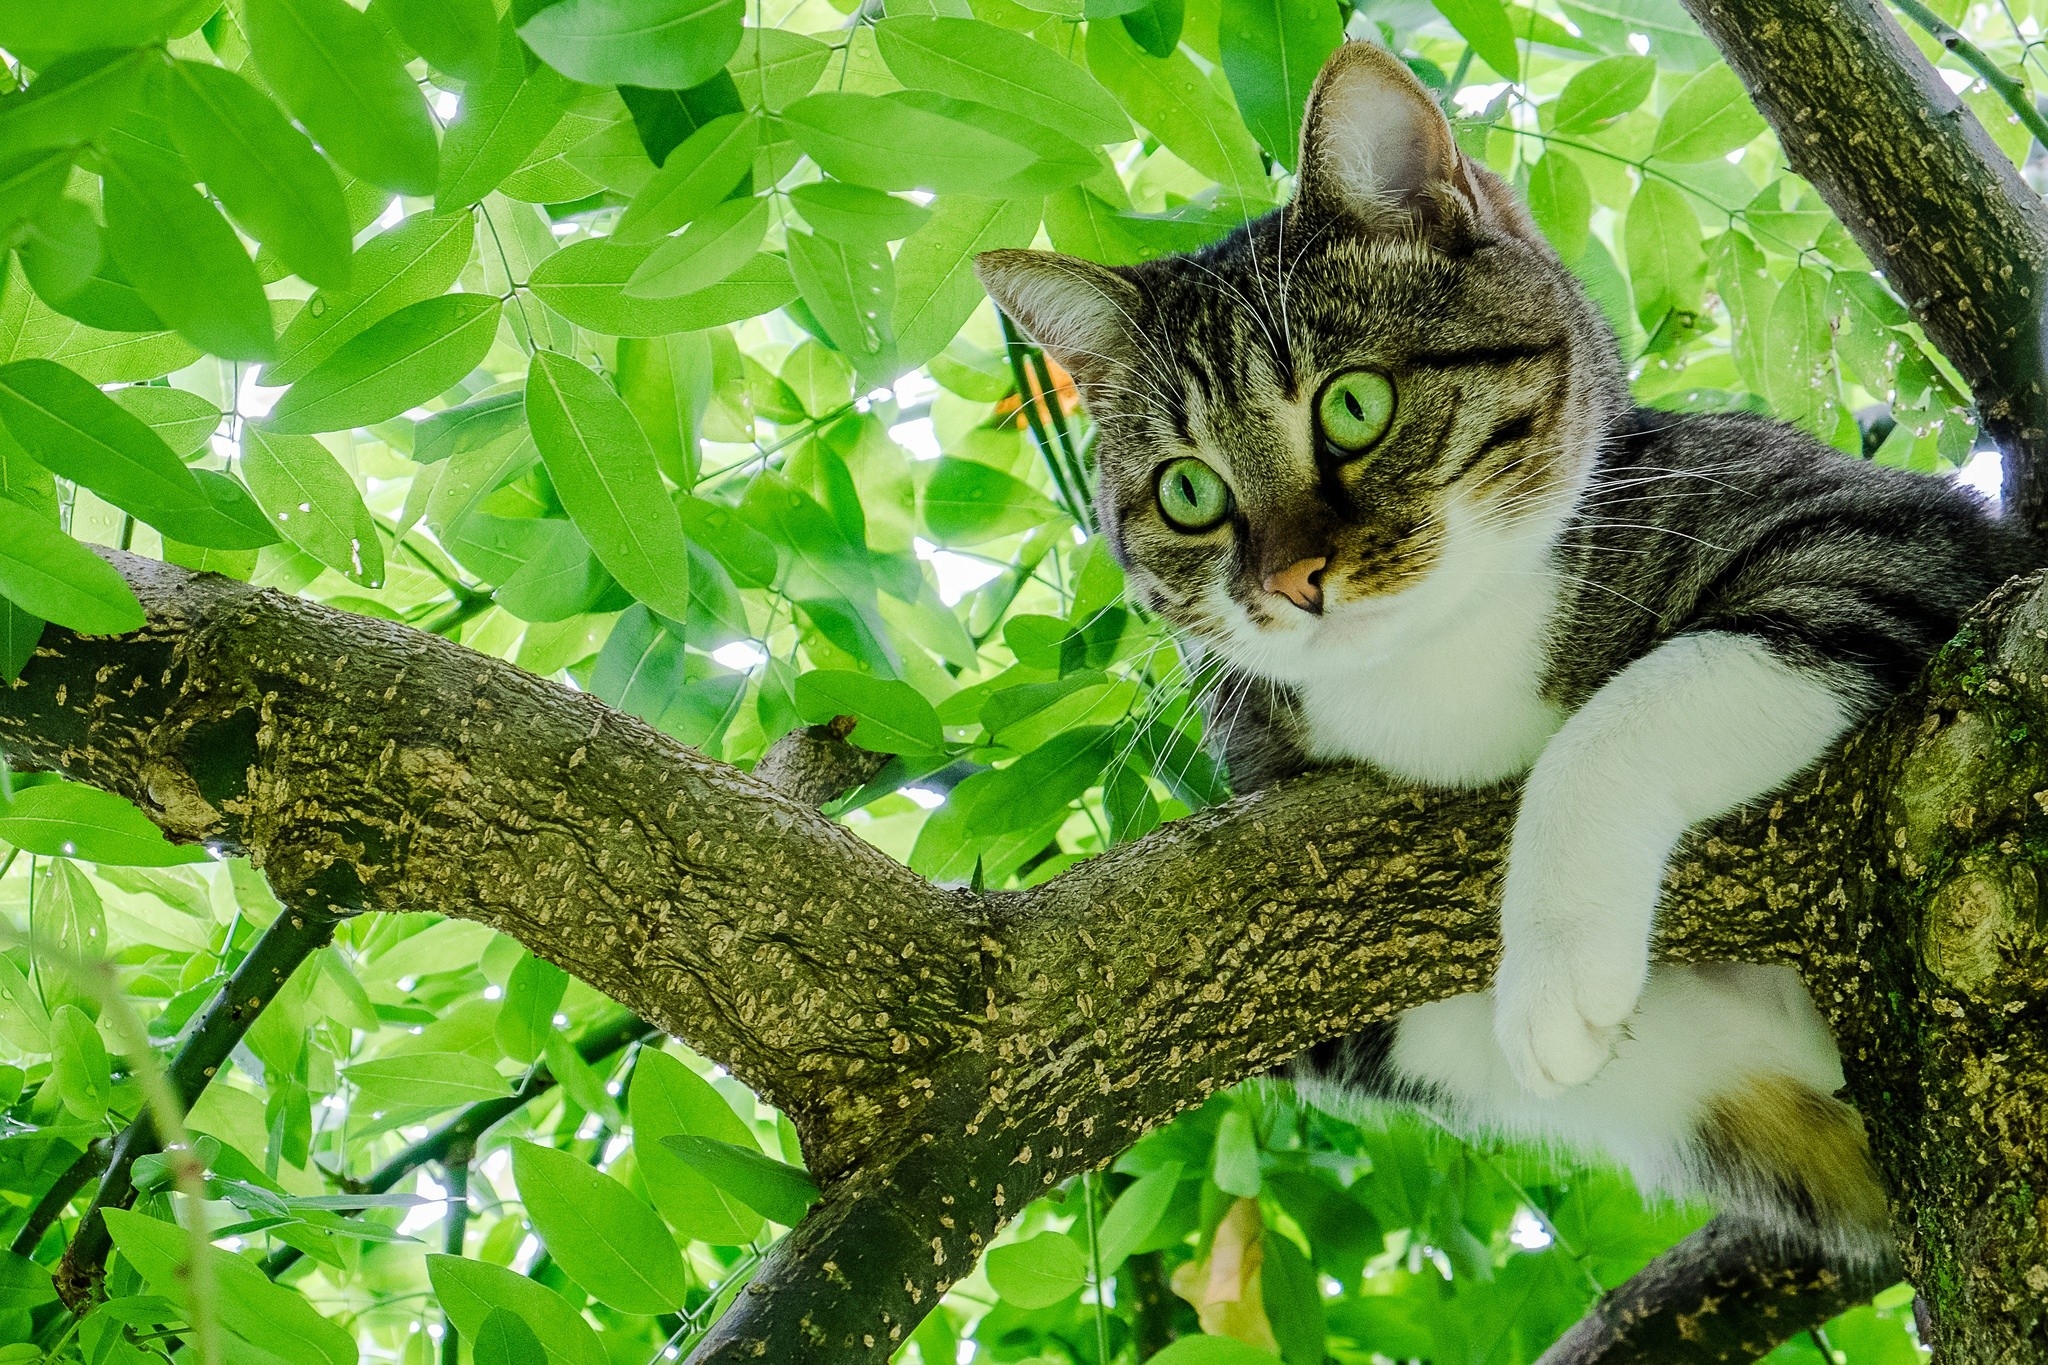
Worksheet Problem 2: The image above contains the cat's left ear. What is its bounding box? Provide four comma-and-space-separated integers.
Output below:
974, 249, 1144, 386
1292, 42, 1547, 251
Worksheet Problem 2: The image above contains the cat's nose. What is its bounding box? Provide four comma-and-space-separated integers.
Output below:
1263, 557, 1327, 614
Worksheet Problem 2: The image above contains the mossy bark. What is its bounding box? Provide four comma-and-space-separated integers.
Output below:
2, 554, 2044, 1360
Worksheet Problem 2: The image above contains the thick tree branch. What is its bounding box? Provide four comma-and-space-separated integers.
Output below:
3, 556, 2045, 1359
1535, 1218, 1900, 1364
1675, 0, 2048, 533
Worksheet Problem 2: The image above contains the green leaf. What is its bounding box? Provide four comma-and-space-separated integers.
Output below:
1086, 21, 1267, 196
1212, 1106, 1261, 1196
0, 358, 206, 525
101, 149, 274, 362
1526, 150, 1591, 262
0, 0, 208, 65
875, 18, 1130, 145
0, 499, 145, 637
518, 0, 746, 91
984, 1231, 1088, 1309
0, 49, 154, 163
1622, 177, 1704, 330
893, 196, 1041, 371
625, 195, 770, 299
629, 1049, 765, 1245
1095, 1161, 1182, 1273
793, 669, 944, 754
438, 18, 573, 212
1551, 53, 1655, 132
267, 293, 501, 434
108, 386, 220, 459
49, 1004, 110, 1119
920, 455, 1061, 546
1433, 0, 1520, 80
1766, 263, 1834, 431
104, 1208, 357, 1365
1121, 0, 1185, 57
909, 726, 1113, 881
167, 61, 351, 291
525, 349, 692, 620
1219, 0, 1345, 167
659, 1135, 819, 1226
267, 210, 477, 387
789, 182, 932, 247
781, 92, 1038, 194
494, 951, 569, 1064
1262, 1229, 1327, 1365
0, 780, 202, 864
614, 112, 757, 244
1651, 63, 1766, 162
427, 1255, 607, 1365
373, 0, 498, 83
0, 599, 41, 683
618, 332, 710, 485
726, 26, 832, 113
241, 425, 386, 586
0, 149, 72, 244
1149, 1338, 1285, 1364
164, 470, 284, 552
349, 1052, 515, 1109
512, 1138, 689, 1314
527, 237, 796, 337
786, 229, 895, 379
473, 1308, 548, 1365
245, 0, 440, 195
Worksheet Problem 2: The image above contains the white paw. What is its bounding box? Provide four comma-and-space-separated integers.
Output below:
1492, 946, 1645, 1095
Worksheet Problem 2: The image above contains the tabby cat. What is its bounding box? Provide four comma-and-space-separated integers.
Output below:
975, 42, 2037, 1259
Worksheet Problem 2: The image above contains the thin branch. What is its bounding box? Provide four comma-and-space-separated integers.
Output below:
261, 1015, 656, 1279
1888, 0, 2048, 148
1535, 1217, 1900, 1364
54, 901, 346, 1305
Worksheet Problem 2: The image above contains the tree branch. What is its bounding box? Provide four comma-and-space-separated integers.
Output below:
55, 897, 345, 1306
1535, 1218, 1900, 1364
4, 555, 2044, 1359
1675, 0, 2048, 533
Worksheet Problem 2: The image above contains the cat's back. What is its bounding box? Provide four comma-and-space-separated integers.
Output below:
1545, 407, 2040, 707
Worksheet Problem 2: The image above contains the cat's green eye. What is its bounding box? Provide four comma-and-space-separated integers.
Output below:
1156, 458, 1232, 532
1318, 369, 1395, 454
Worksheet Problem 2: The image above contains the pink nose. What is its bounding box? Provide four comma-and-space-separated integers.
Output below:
1263, 557, 1327, 614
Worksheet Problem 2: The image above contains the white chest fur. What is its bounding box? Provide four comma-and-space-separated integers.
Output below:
1290, 538, 1567, 788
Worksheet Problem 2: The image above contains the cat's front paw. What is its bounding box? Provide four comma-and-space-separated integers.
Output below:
1491, 942, 1645, 1095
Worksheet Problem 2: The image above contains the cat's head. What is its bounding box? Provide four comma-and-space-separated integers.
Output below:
977, 43, 1629, 680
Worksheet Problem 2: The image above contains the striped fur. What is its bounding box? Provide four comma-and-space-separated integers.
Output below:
977, 43, 2037, 1263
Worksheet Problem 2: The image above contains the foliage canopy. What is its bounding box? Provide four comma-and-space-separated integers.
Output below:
0, 0, 2025, 1356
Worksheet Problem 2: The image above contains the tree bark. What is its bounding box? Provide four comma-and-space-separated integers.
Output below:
3, 554, 2045, 1360
1676, 0, 2048, 534
1536, 1218, 1899, 1364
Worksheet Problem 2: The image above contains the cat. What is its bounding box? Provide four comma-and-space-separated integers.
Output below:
975, 41, 2038, 1261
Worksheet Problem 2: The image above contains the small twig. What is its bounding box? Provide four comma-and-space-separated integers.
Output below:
1889, 0, 2048, 149
263, 1016, 656, 1278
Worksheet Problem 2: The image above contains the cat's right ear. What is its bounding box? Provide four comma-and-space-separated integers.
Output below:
974, 250, 1142, 384
1292, 42, 1463, 231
